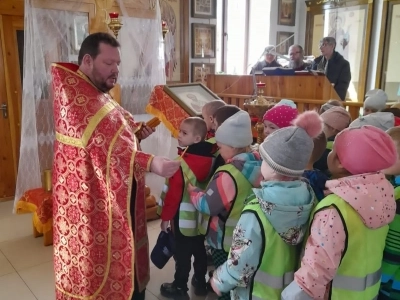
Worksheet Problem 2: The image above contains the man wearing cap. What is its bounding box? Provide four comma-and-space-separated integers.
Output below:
250, 45, 281, 74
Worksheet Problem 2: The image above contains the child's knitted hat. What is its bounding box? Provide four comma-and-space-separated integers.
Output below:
320, 107, 351, 132
259, 111, 323, 176
275, 99, 297, 109
215, 110, 253, 148
335, 125, 397, 175
364, 89, 388, 111
349, 112, 396, 131
262, 104, 298, 128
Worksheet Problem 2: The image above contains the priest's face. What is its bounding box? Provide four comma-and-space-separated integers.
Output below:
90, 43, 121, 92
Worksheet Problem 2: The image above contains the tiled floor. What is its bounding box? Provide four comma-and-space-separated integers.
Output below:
0, 200, 217, 300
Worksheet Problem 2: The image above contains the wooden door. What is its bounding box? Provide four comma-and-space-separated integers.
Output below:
0, 15, 24, 200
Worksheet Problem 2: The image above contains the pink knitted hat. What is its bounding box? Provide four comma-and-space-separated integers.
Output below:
335, 125, 397, 175
320, 107, 351, 132
262, 105, 298, 128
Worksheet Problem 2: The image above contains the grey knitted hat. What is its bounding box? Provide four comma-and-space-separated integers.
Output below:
349, 112, 394, 131
259, 111, 323, 177
364, 89, 388, 111
215, 110, 253, 148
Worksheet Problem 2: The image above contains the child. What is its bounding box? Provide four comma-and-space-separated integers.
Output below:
159, 117, 217, 298
363, 89, 388, 116
303, 132, 329, 201
187, 110, 262, 300
213, 104, 241, 130
202, 100, 226, 140
206, 104, 241, 264
350, 111, 397, 131
262, 103, 298, 139
380, 127, 400, 300
319, 99, 343, 114
282, 125, 397, 300
209, 111, 321, 300
314, 106, 351, 176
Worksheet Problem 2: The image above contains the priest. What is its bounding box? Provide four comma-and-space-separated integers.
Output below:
51, 32, 180, 300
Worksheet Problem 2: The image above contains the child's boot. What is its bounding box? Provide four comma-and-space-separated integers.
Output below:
160, 282, 189, 300
191, 275, 208, 296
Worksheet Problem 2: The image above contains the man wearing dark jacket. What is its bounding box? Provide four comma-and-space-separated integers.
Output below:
311, 37, 351, 100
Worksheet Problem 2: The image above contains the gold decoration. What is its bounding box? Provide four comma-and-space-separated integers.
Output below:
162, 20, 169, 40
105, 11, 123, 39
42, 169, 52, 192
244, 82, 276, 144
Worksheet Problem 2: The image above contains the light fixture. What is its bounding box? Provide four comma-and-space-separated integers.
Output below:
106, 12, 123, 39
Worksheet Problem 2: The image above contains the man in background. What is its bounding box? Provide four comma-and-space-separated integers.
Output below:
311, 37, 351, 100
287, 44, 309, 71
250, 45, 281, 73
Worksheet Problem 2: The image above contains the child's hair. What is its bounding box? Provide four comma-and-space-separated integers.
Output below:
213, 105, 241, 127
310, 132, 327, 164
182, 117, 208, 140
203, 100, 226, 116
386, 127, 400, 155
381, 108, 400, 118
319, 99, 343, 114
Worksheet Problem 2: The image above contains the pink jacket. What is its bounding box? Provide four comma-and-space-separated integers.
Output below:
282, 172, 396, 299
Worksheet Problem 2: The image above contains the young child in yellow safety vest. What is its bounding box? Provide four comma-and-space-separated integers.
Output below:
208, 110, 321, 300
158, 117, 218, 299
187, 110, 262, 300
282, 125, 397, 300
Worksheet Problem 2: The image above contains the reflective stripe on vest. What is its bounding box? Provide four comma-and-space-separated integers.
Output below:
198, 164, 253, 252
178, 159, 206, 236
332, 269, 381, 291
158, 159, 206, 237
241, 196, 297, 299
254, 270, 293, 289
309, 194, 388, 300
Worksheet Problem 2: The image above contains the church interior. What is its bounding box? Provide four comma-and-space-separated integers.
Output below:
0, 0, 399, 299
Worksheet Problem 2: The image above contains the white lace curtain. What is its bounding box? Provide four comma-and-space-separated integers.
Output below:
14, 0, 171, 211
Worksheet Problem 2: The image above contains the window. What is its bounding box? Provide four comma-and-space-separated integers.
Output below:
216, 0, 271, 74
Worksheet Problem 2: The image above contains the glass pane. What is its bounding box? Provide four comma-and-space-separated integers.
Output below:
226, 0, 247, 74
248, 0, 271, 74
68, 12, 89, 63
17, 30, 24, 85
384, 4, 400, 101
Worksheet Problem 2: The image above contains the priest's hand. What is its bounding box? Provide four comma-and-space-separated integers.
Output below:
150, 156, 180, 178
137, 125, 155, 140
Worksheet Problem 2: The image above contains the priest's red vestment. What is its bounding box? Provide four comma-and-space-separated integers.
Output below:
52, 63, 153, 299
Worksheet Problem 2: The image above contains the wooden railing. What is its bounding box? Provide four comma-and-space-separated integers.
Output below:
217, 93, 363, 120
